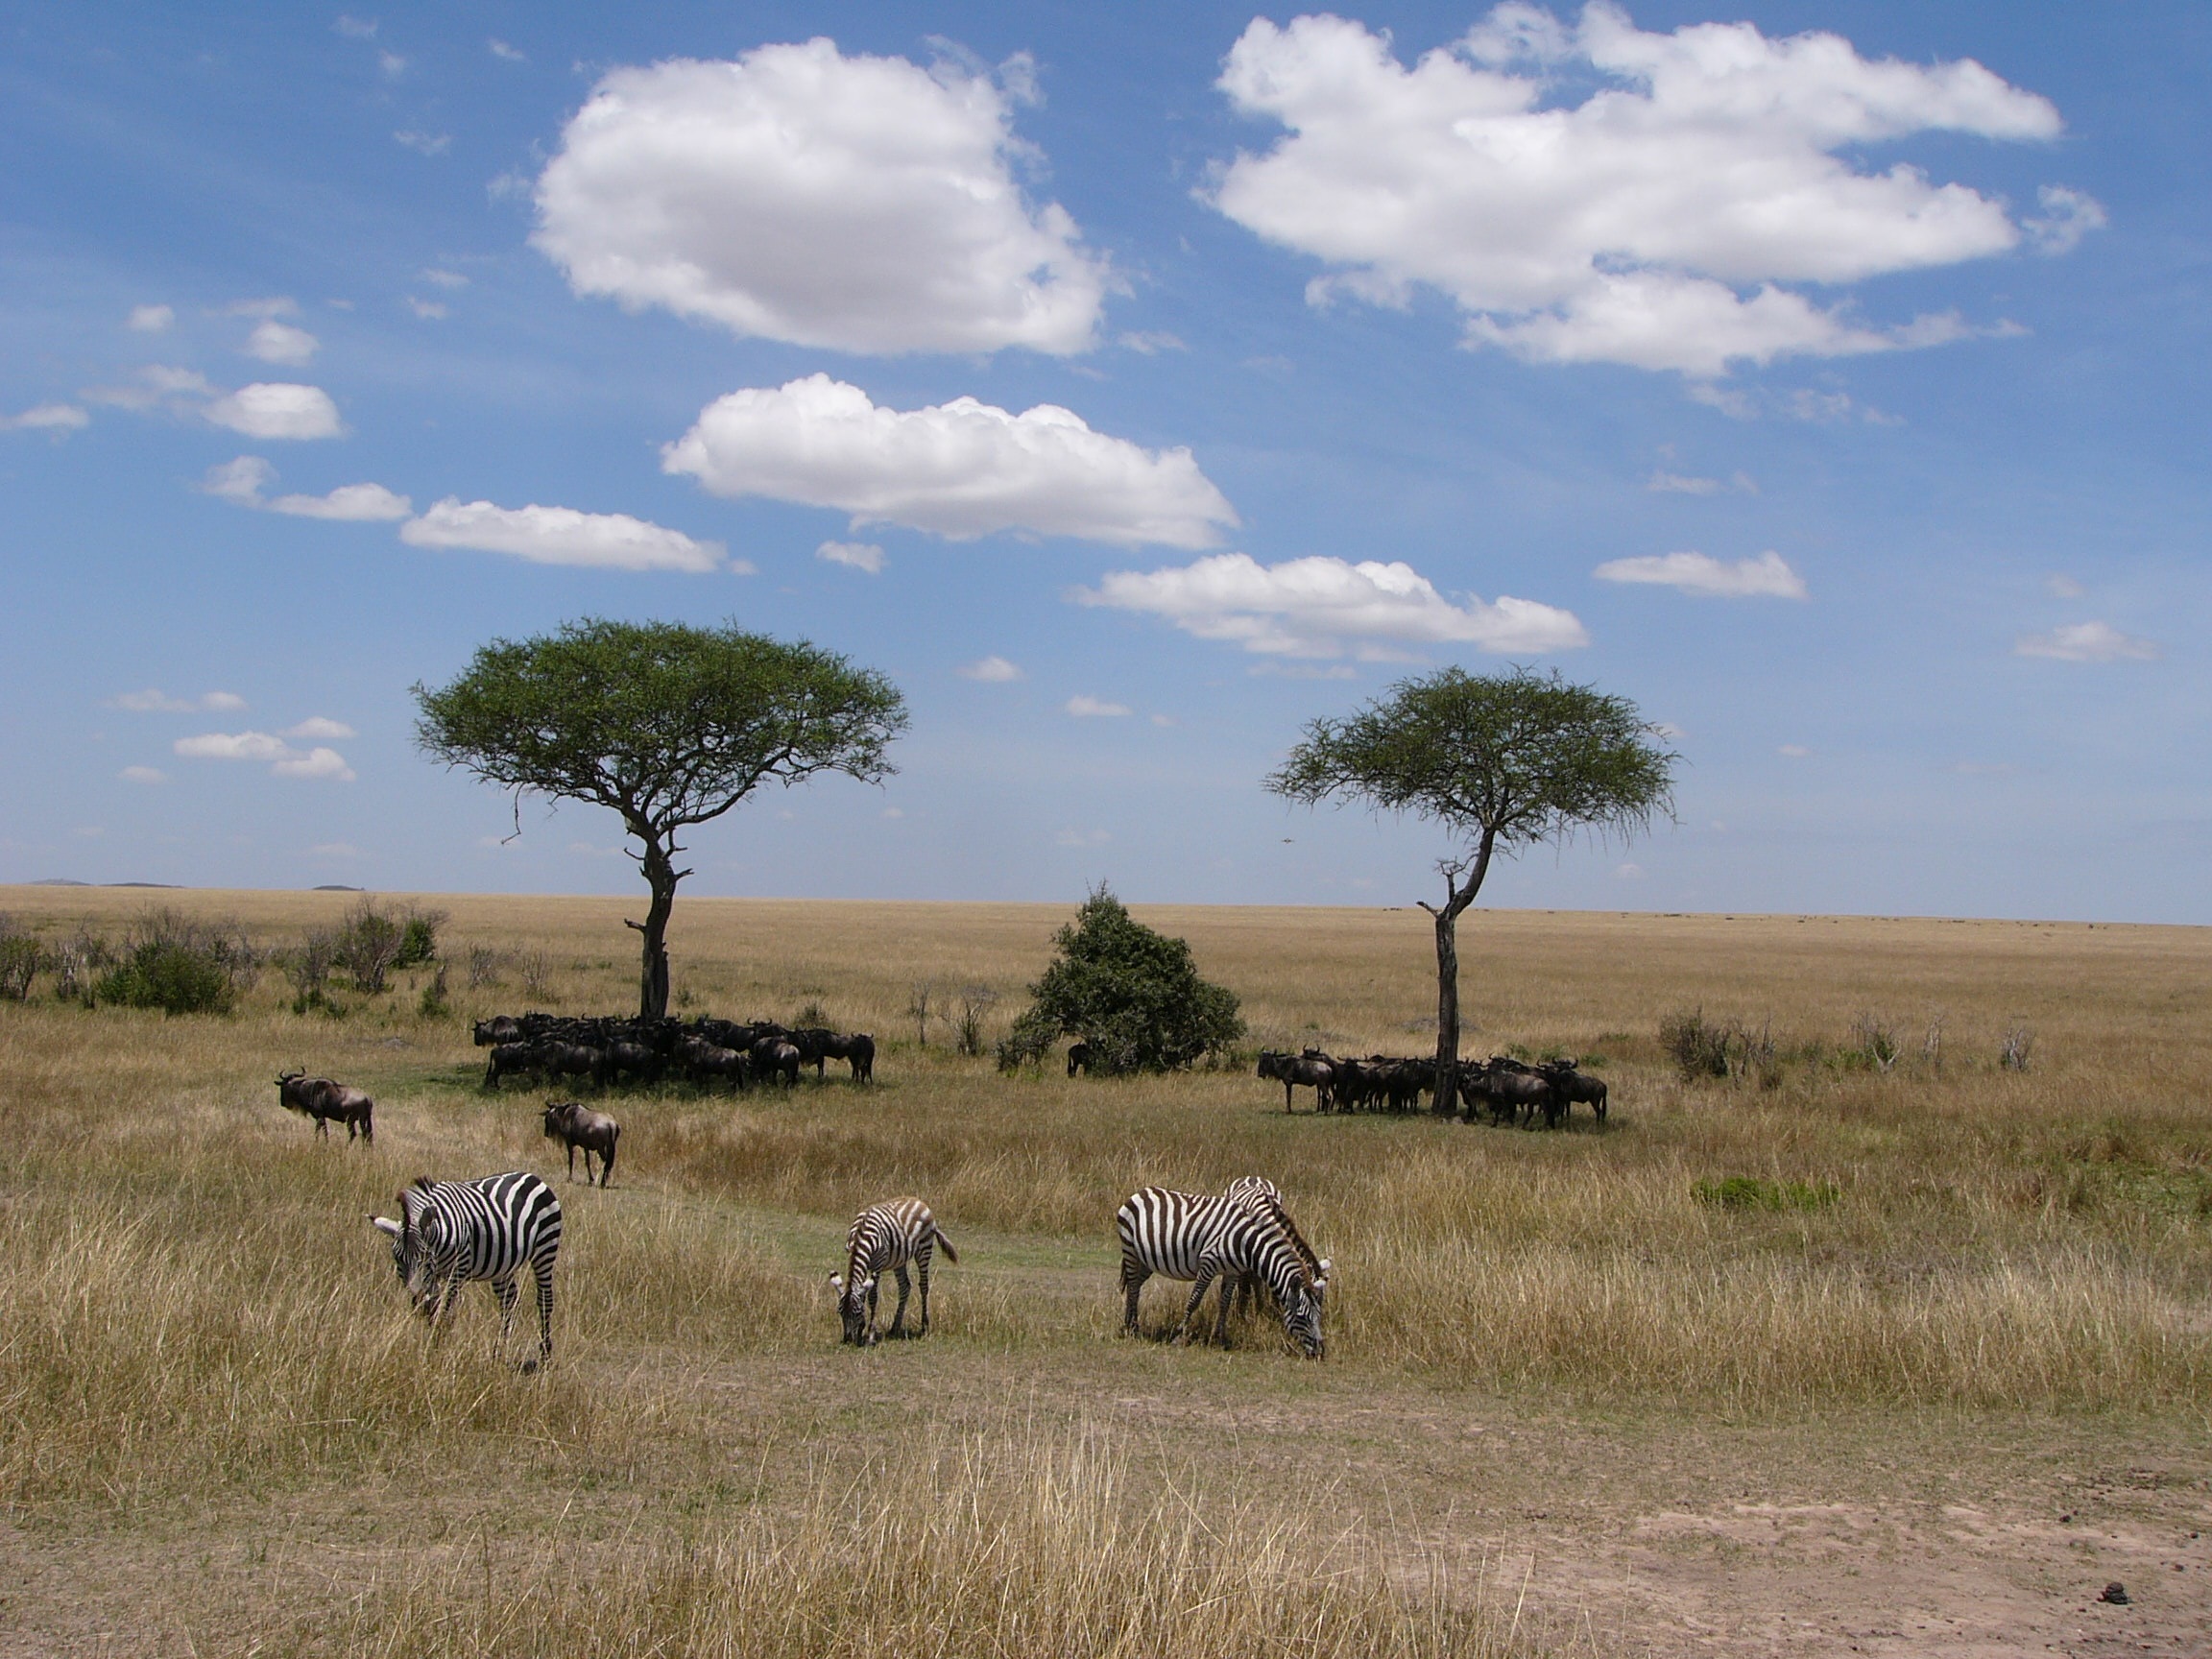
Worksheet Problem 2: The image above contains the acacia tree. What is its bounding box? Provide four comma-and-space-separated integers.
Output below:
1266, 667, 1674, 1118
415, 619, 905, 1020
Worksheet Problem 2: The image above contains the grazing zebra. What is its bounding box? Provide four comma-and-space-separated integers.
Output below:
1222, 1176, 1331, 1320
368, 1171, 564, 1369
1116, 1186, 1325, 1357
830, 1196, 958, 1346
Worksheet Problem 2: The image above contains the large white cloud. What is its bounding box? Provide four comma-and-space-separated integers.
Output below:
534, 39, 1110, 355
1078, 552, 1588, 658
664, 374, 1236, 548
400, 499, 727, 572
204, 382, 344, 439
1594, 549, 1807, 598
1211, 6, 2090, 375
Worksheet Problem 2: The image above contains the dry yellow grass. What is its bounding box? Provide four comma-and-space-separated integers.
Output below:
1, 886, 2207, 1651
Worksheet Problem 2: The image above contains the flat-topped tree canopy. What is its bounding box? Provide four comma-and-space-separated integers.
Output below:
414, 617, 906, 1019
1267, 666, 1675, 1117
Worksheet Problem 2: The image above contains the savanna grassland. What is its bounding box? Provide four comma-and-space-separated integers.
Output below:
2, 885, 2209, 1656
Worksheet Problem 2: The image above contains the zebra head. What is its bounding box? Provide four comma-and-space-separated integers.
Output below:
828, 1271, 879, 1345
1281, 1280, 1325, 1359
369, 1186, 447, 1317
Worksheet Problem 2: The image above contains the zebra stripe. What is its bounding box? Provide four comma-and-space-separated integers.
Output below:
831, 1196, 957, 1345
371, 1171, 563, 1367
1116, 1186, 1325, 1357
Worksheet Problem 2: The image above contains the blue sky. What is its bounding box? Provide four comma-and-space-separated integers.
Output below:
2, 2, 2204, 921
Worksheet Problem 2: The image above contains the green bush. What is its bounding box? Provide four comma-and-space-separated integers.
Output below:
997, 885, 1243, 1074
95, 941, 236, 1016
395, 914, 442, 969
0, 918, 41, 1000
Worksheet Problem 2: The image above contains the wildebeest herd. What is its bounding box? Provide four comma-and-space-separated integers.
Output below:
472, 1012, 876, 1093
1256, 1047, 1607, 1127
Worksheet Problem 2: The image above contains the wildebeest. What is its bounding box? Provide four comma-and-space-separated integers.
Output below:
751, 1035, 802, 1089
596, 1039, 660, 1089
1257, 1049, 1334, 1113
1067, 1042, 1093, 1077
1466, 1058, 1559, 1128
1537, 1059, 1607, 1123
484, 1042, 544, 1091
471, 1015, 524, 1048
827, 1031, 876, 1083
276, 1070, 374, 1142
541, 1099, 619, 1187
677, 1034, 749, 1091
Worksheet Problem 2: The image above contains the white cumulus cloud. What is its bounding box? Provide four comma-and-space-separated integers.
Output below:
284, 717, 357, 741
200, 456, 410, 520
1594, 549, 1807, 598
204, 382, 344, 439
665, 374, 1235, 548
532, 39, 1110, 355
1066, 695, 1131, 718
175, 729, 355, 781
246, 320, 319, 365
957, 656, 1024, 683
1210, 6, 2090, 375
816, 540, 885, 573
1079, 552, 1588, 659
2014, 621, 2158, 662
400, 498, 725, 572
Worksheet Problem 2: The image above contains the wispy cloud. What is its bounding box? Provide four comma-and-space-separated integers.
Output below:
395, 131, 450, 156
1066, 695, 1131, 717
815, 540, 884, 573
2, 403, 89, 433
2014, 620, 2158, 662
127, 303, 174, 333
110, 688, 246, 713
957, 656, 1023, 683
400, 498, 730, 572
1594, 550, 1807, 599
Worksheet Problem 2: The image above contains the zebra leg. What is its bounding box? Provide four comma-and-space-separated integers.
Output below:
1120, 1258, 1149, 1335
1176, 1272, 1216, 1345
429, 1278, 462, 1340
533, 1261, 555, 1366
915, 1248, 932, 1336
493, 1274, 519, 1340
887, 1263, 913, 1336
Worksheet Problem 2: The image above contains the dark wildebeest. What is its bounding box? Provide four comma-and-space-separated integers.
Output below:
790, 1027, 837, 1077
484, 1042, 545, 1091
1067, 1042, 1093, 1077
541, 1099, 619, 1187
1467, 1058, 1558, 1128
752, 1038, 802, 1089
677, 1035, 749, 1091
471, 1015, 524, 1048
596, 1039, 661, 1089
1538, 1060, 1608, 1124
1257, 1049, 1334, 1113
828, 1031, 876, 1082
276, 1070, 374, 1142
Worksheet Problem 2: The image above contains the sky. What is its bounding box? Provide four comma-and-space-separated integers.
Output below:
2, 1, 2206, 922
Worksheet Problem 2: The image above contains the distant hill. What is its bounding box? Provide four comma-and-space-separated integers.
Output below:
311, 884, 364, 892
107, 881, 181, 889
31, 878, 90, 886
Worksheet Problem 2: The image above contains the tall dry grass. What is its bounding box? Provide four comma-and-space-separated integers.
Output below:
250, 1425, 1553, 1658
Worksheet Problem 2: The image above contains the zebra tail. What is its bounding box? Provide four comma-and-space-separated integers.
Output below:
932, 1227, 959, 1264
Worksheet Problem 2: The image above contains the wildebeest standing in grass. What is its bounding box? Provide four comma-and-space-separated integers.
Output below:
751, 1035, 802, 1089
1257, 1049, 1333, 1113
828, 1031, 876, 1082
276, 1070, 374, 1142
1539, 1059, 1607, 1123
541, 1099, 619, 1187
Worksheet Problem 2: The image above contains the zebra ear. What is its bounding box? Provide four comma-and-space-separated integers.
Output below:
860, 1277, 877, 1293
1316, 1258, 1333, 1275
829, 1273, 844, 1289
371, 1215, 400, 1238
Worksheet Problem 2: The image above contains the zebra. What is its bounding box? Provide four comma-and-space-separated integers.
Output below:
1223, 1176, 1331, 1320
368, 1172, 564, 1369
1116, 1186, 1325, 1357
830, 1196, 958, 1345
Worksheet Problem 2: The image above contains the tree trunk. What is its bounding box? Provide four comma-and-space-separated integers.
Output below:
1432, 907, 1461, 1117
1423, 828, 1496, 1119
630, 836, 680, 1022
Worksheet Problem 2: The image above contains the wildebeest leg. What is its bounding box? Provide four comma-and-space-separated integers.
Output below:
886, 1263, 913, 1336
565, 1142, 579, 1181
598, 1141, 614, 1188
1284, 1080, 1294, 1112
315, 1116, 329, 1139
1120, 1261, 1149, 1335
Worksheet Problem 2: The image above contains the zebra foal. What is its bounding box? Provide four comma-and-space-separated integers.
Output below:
369, 1171, 564, 1369
1116, 1186, 1325, 1358
831, 1196, 958, 1345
